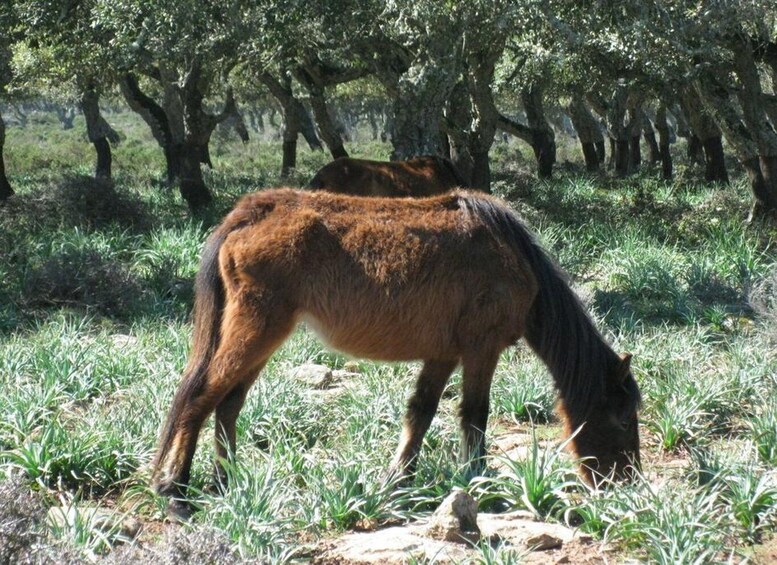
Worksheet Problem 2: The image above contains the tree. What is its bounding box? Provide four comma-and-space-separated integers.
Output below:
94, 0, 247, 208
14, 0, 122, 182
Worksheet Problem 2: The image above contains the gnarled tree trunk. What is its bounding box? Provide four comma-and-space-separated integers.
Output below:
655, 103, 673, 180
0, 114, 11, 200
385, 64, 457, 160
80, 85, 120, 181
463, 34, 507, 192
120, 72, 179, 184
681, 89, 728, 182
568, 96, 604, 172
294, 65, 350, 160
602, 85, 631, 177
642, 111, 660, 164
628, 107, 642, 171
177, 59, 236, 209
444, 81, 475, 185
697, 75, 777, 220
732, 42, 777, 219
261, 70, 323, 178
521, 86, 556, 179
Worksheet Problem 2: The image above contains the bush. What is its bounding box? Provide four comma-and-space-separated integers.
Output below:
750, 266, 777, 343
25, 248, 146, 317
0, 480, 45, 563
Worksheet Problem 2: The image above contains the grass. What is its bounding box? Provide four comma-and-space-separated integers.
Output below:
1, 108, 776, 562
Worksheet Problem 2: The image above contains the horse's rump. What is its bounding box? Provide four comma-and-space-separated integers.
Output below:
307, 156, 466, 197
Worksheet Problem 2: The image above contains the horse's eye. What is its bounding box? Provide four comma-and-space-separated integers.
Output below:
620, 419, 631, 430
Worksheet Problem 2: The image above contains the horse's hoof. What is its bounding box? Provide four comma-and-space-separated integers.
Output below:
166, 498, 193, 523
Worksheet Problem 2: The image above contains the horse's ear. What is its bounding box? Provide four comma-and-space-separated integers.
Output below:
616, 353, 632, 384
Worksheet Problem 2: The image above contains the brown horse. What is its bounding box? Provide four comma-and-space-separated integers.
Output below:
152, 188, 641, 515
308, 155, 467, 197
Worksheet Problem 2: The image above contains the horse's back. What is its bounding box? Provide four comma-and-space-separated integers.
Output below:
219, 189, 536, 360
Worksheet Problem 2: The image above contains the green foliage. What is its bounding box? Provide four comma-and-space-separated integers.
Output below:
0, 119, 776, 562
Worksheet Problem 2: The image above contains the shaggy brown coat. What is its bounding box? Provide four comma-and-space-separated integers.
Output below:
152, 188, 641, 515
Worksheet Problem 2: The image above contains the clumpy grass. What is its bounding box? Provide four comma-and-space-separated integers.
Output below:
472, 431, 577, 519
1, 114, 776, 562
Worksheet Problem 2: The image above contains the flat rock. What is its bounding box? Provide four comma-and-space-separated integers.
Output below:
313, 507, 599, 564
290, 364, 333, 389
478, 511, 581, 549
313, 526, 471, 564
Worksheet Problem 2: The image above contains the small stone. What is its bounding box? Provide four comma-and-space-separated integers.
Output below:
343, 361, 361, 373
111, 334, 138, 348
423, 488, 480, 545
332, 369, 361, 380
525, 532, 563, 551
290, 364, 333, 389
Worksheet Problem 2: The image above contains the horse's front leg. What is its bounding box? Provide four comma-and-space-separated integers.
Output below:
387, 359, 458, 483
459, 352, 499, 478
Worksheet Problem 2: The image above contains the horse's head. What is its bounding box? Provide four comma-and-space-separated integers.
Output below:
562, 353, 641, 485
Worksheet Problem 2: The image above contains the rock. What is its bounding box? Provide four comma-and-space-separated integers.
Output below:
478, 512, 576, 551
313, 527, 472, 564
47, 505, 141, 542
343, 361, 361, 373
290, 364, 333, 389
111, 334, 138, 348
423, 489, 480, 545
332, 369, 361, 381
525, 532, 563, 551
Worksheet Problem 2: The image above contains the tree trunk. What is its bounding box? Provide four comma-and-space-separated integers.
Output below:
629, 136, 642, 170
80, 85, 119, 181
688, 135, 705, 165
522, 86, 556, 179
595, 140, 606, 165
179, 140, 211, 209
681, 89, 726, 180
261, 70, 322, 177
56, 106, 76, 130
614, 140, 630, 177
696, 72, 776, 219
387, 73, 452, 159
642, 112, 660, 163
701, 137, 728, 183
627, 106, 642, 171
177, 59, 236, 209
605, 84, 632, 177
568, 96, 603, 172
0, 114, 12, 200
304, 84, 347, 159
655, 104, 673, 180
444, 81, 475, 186
120, 73, 179, 184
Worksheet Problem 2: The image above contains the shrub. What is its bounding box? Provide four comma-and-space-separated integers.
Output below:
24, 248, 146, 317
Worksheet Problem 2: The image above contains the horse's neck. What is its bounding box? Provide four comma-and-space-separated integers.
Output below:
524, 289, 614, 420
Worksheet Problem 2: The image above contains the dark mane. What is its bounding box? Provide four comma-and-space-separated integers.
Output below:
461, 195, 619, 419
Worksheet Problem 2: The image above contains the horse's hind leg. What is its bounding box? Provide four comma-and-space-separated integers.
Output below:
154, 299, 296, 514
388, 359, 457, 482
459, 351, 500, 477
211, 374, 259, 492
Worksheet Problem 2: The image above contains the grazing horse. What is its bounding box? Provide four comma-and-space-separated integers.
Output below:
308, 155, 467, 197
152, 188, 641, 515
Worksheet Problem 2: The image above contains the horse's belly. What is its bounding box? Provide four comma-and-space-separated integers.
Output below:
299, 311, 454, 361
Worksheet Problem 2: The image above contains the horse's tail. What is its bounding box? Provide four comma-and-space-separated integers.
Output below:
153, 226, 228, 472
